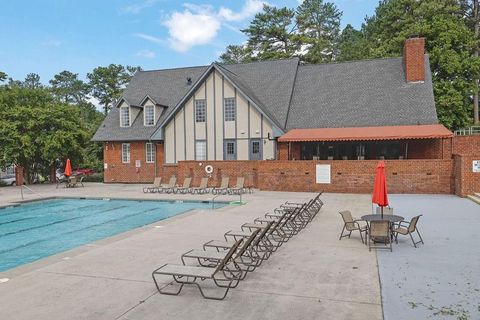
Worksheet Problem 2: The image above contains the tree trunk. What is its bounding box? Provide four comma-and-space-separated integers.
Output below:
474, 0, 479, 124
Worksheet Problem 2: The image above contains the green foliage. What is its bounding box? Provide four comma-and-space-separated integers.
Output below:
218, 45, 256, 64
336, 24, 369, 61
242, 5, 298, 60
50, 70, 90, 104
23, 73, 43, 89
81, 172, 104, 182
295, 0, 342, 63
87, 64, 141, 114
0, 71, 7, 82
0, 86, 89, 183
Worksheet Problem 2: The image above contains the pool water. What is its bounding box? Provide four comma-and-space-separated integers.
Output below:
0, 198, 223, 272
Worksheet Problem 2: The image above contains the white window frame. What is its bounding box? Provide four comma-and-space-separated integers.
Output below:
195, 140, 207, 161
120, 106, 131, 127
224, 98, 236, 122
122, 143, 131, 163
195, 100, 206, 123
144, 105, 155, 126
145, 142, 155, 163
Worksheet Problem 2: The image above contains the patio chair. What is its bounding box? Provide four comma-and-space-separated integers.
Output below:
190, 177, 210, 194
368, 220, 392, 252
158, 176, 177, 194
182, 228, 262, 280
143, 177, 162, 193
393, 215, 424, 248
66, 176, 77, 188
212, 177, 229, 195
228, 177, 245, 195
174, 177, 192, 194
375, 206, 393, 215
338, 210, 367, 244
152, 239, 243, 300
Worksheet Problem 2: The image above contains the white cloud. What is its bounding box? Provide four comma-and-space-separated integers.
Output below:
218, 0, 265, 22
133, 33, 164, 44
42, 39, 62, 47
120, 0, 157, 15
163, 8, 221, 52
162, 1, 266, 52
137, 49, 156, 58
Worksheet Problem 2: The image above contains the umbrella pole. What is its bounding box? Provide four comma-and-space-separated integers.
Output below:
381, 206, 384, 219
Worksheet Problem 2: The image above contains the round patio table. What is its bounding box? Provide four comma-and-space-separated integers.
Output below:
361, 214, 404, 223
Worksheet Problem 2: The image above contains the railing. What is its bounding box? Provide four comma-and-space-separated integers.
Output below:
454, 126, 480, 136
211, 192, 244, 210
20, 185, 43, 200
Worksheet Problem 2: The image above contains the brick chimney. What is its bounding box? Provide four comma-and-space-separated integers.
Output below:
403, 37, 425, 82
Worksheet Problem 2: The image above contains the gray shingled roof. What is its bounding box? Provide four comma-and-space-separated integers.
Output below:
287, 56, 437, 129
93, 56, 438, 142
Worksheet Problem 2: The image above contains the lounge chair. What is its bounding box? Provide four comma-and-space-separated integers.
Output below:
190, 177, 210, 194
393, 215, 424, 248
158, 176, 177, 193
182, 228, 262, 280
212, 177, 229, 195
143, 177, 162, 193
368, 220, 392, 252
338, 210, 367, 244
174, 177, 192, 194
228, 177, 245, 195
152, 239, 243, 300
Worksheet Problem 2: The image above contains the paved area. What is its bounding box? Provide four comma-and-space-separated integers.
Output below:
378, 194, 480, 320
0, 184, 381, 320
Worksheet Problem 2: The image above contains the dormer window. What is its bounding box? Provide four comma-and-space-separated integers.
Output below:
120, 106, 130, 127
144, 105, 155, 126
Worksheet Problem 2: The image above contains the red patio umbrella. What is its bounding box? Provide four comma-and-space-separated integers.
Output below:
372, 160, 389, 218
64, 159, 72, 177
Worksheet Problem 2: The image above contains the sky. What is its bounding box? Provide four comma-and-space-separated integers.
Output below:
0, 0, 377, 83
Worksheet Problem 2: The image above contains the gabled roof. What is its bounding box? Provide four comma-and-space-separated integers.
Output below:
93, 56, 439, 142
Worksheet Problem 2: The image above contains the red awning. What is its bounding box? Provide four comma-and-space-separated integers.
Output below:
278, 124, 452, 142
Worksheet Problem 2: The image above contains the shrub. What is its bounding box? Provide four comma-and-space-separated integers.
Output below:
82, 172, 104, 182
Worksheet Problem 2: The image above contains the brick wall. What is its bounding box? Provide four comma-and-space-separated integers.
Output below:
454, 154, 480, 196
104, 142, 156, 183
452, 136, 480, 155
278, 143, 288, 160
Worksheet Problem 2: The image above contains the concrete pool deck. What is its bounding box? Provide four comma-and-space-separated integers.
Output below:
0, 183, 478, 319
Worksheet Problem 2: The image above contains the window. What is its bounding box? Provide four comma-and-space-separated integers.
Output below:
195, 100, 206, 122
224, 98, 236, 122
120, 106, 130, 127
195, 140, 207, 161
144, 105, 155, 126
146, 143, 155, 163
122, 143, 130, 163
224, 140, 236, 160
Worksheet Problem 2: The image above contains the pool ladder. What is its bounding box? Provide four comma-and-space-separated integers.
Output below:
211, 192, 243, 210
20, 185, 43, 200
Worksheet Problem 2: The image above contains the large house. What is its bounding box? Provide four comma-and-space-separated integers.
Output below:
93, 37, 464, 190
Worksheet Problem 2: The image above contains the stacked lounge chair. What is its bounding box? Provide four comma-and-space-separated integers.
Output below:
143, 177, 162, 193
152, 191, 324, 300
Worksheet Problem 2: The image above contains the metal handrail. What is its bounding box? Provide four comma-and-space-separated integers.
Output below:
454, 126, 480, 136
20, 185, 43, 200
211, 192, 243, 210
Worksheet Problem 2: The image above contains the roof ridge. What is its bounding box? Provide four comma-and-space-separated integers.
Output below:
138, 65, 208, 73
218, 56, 300, 67
299, 56, 403, 67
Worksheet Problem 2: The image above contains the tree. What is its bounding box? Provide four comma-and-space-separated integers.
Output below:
0, 71, 6, 82
87, 64, 141, 114
295, 0, 342, 63
50, 70, 90, 104
241, 5, 298, 60
218, 45, 256, 64
23, 73, 43, 89
361, 0, 480, 129
336, 24, 369, 61
0, 86, 89, 183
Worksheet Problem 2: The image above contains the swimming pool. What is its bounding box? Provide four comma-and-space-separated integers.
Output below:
0, 198, 224, 272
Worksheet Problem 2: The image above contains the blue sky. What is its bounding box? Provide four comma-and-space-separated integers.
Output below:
0, 0, 376, 83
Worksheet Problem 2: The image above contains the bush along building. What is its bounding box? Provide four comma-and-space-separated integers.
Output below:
93, 37, 480, 197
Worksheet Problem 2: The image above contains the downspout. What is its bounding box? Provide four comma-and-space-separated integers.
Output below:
153, 141, 157, 178
288, 142, 291, 160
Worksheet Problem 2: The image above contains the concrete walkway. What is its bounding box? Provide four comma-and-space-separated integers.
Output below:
378, 194, 480, 320
0, 184, 381, 320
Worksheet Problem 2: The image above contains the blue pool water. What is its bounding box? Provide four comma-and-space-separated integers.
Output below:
0, 198, 223, 272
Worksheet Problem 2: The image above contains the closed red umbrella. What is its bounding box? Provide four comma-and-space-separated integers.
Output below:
64, 159, 72, 177
372, 161, 389, 218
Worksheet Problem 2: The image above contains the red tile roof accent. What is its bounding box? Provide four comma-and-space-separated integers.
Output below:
278, 124, 453, 142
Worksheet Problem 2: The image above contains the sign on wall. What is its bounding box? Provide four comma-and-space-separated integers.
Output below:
316, 164, 331, 184
135, 160, 141, 168
473, 160, 480, 173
